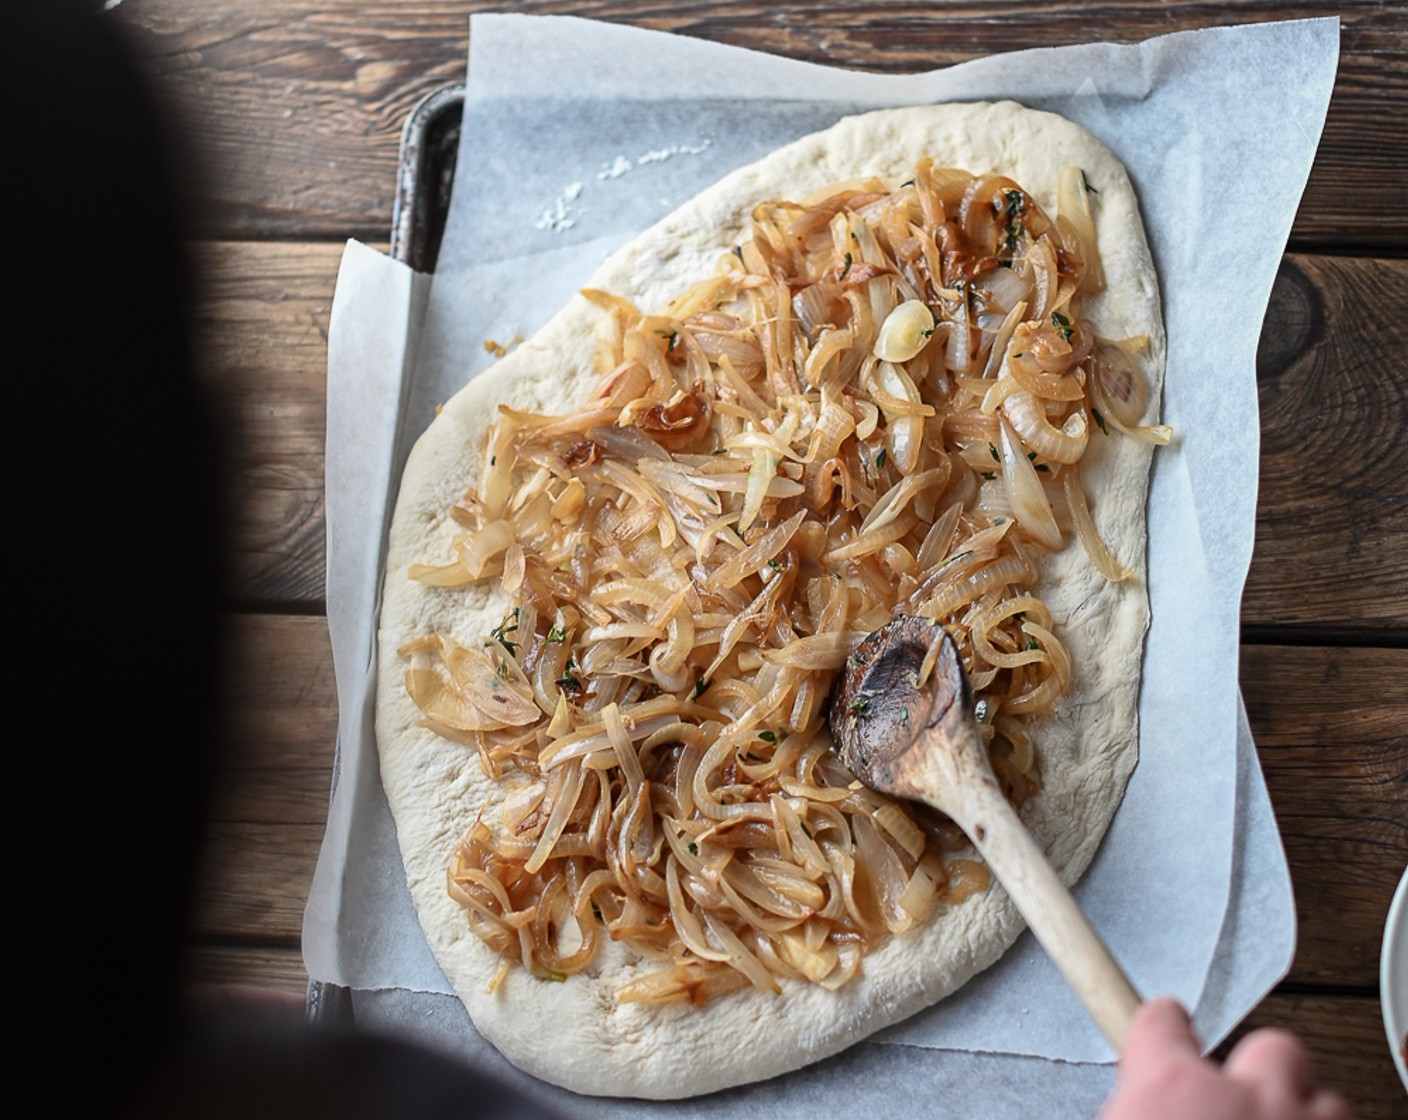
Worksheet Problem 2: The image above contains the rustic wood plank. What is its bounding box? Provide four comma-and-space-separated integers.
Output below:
185, 944, 310, 996
123, 1, 1405, 249
192, 820, 326, 943
208, 242, 1408, 624
1241, 645, 1408, 988
217, 612, 340, 776
193, 614, 337, 940
197, 241, 343, 604
211, 767, 335, 824
1246, 255, 1408, 630
1220, 993, 1405, 1120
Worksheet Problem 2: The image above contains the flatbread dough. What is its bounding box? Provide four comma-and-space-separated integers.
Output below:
376, 101, 1163, 1099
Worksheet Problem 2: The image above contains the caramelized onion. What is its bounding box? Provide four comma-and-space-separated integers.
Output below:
1058, 165, 1105, 293
998, 415, 1063, 549
403, 160, 1162, 1006
1090, 338, 1150, 425
1002, 389, 1088, 465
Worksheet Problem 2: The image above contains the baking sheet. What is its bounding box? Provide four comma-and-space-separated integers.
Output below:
308, 11, 1334, 1110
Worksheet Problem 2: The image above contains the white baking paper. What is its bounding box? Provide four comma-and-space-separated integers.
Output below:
308, 11, 1333, 1109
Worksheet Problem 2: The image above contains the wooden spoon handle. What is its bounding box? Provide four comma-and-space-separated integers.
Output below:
954, 777, 1142, 1052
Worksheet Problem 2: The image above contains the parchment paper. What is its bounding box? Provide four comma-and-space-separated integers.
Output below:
307, 11, 1334, 1108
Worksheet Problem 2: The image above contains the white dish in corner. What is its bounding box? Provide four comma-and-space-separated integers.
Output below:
1383, 865, 1408, 1091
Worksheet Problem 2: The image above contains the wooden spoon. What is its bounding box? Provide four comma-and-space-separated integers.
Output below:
830, 615, 1141, 1052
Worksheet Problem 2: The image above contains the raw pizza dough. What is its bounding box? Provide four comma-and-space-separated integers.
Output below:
376, 101, 1164, 1099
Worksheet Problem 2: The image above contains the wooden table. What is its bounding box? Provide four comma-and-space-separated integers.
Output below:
121, 2, 1405, 1115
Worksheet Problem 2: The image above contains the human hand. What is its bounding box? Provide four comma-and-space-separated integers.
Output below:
1099, 998, 1351, 1120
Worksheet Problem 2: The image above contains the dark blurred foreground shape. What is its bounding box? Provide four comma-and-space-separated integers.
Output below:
7, 0, 223, 1111
3, 3, 560, 1115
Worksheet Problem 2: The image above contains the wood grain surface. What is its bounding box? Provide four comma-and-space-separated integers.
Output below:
1242, 644, 1408, 989
195, 241, 343, 606
121, 1, 1408, 1115
1220, 993, 1405, 1120
129, 1, 1406, 248
1249, 254, 1408, 631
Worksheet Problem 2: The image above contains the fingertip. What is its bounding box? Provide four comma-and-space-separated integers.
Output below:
1307, 1089, 1352, 1120
1122, 997, 1201, 1063
1225, 1027, 1314, 1096
1138, 996, 1191, 1025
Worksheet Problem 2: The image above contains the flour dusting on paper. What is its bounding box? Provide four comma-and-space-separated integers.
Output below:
538, 141, 713, 232
535, 181, 584, 231
639, 140, 712, 164
598, 155, 634, 180
596, 139, 713, 180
